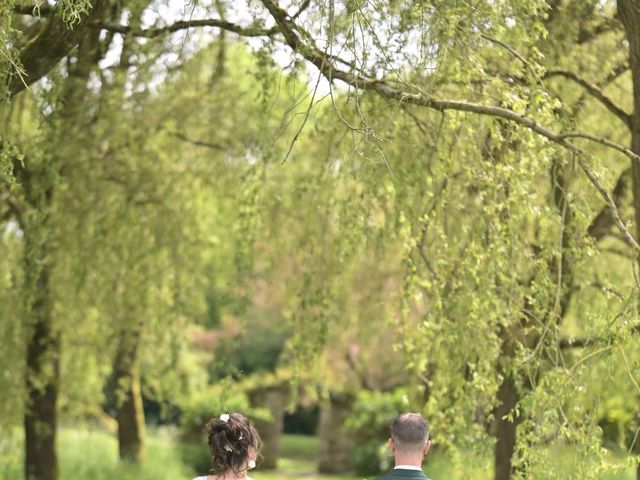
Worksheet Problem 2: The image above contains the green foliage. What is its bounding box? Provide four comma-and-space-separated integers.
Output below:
3, 2, 640, 479
0, 223, 24, 427
178, 380, 271, 439
177, 379, 271, 473
345, 389, 410, 475
211, 318, 288, 378
599, 393, 638, 450
0, 0, 22, 102
0, 0, 93, 102
57, 0, 92, 25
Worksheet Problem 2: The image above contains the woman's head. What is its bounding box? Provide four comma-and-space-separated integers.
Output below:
204, 412, 262, 477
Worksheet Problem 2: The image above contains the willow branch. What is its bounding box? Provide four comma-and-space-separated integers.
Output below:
170, 132, 226, 150
560, 323, 640, 349
14, 3, 279, 41
545, 69, 631, 127
575, 157, 640, 252
0, 179, 24, 227
292, 0, 311, 20
480, 33, 536, 76
9, 1, 104, 96
260, 0, 640, 254
577, 17, 621, 44
13, 4, 54, 16
261, 1, 636, 160
93, 19, 279, 38
558, 131, 637, 158
606, 63, 630, 83
587, 168, 631, 241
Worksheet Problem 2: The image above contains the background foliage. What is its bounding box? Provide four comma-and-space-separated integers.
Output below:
2, 1, 640, 480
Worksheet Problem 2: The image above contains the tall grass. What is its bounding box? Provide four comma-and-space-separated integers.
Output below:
1, 427, 192, 480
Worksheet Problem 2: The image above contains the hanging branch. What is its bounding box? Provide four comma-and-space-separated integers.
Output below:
544, 69, 631, 127
93, 19, 279, 38
259, 0, 640, 254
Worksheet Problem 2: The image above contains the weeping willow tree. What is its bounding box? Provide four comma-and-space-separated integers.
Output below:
2, 1, 640, 480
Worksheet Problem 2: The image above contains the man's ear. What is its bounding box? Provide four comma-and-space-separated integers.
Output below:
423, 440, 431, 456
388, 437, 395, 453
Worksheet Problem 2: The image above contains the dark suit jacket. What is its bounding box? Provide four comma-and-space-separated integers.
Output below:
374, 468, 431, 480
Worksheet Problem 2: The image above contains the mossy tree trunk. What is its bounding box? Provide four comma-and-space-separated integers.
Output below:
108, 4, 153, 462
616, 3, 640, 478
20, 7, 107, 478
317, 394, 355, 474
493, 372, 521, 480
23, 203, 58, 480
493, 157, 575, 480
249, 386, 288, 469
113, 329, 145, 463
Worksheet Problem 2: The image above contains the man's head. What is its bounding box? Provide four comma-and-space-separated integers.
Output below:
388, 413, 431, 462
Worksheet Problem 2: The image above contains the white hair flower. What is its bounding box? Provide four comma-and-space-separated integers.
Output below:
220, 413, 230, 423
224, 445, 233, 452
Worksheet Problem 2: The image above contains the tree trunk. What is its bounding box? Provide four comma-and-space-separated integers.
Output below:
317, 393, 355, 474
8, 1, 103, 96
113, 332, 145, 463
492, 158, 574, 480
24, 235, 59, 480
249, 386, 288, 469
493, 374, 521, 480
617, 3, 640, 478
629, 127, 640, 480
19, 10, 106, 478
631, 135, 640, 480
634, 413, 640, 480
107, 6, 151, 461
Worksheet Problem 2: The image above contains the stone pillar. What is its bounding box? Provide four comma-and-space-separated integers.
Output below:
317, 393, 355, 474
249, 385, 288, 469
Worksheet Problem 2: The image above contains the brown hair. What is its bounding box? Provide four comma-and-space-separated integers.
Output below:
391, 413, 429, 452
204, 412, 262, 477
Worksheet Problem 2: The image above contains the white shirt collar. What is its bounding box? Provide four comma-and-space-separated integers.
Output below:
394, 465, 422, 471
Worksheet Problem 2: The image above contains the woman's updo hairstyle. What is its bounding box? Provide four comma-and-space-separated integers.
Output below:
204, 412, 262, 477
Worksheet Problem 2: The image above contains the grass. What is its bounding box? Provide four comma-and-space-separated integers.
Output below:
280, 434, 319, 460
253, 458, 357, 480
1, 427, 190, 480
0, 429, 636, 479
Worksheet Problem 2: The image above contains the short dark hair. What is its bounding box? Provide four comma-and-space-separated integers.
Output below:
391, 413, 429, 452
204, 412, 262, 476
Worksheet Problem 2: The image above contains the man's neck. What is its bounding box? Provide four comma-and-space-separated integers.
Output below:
394, 456, 423, 469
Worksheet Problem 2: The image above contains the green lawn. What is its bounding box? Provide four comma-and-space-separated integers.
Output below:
253, 435, 492, 480
253, 458, 358, 480
0, 428, 636, 479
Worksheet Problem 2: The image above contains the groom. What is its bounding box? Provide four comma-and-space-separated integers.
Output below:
375, 412, 432, 480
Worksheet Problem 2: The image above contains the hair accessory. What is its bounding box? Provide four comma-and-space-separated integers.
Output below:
224, 445, 233, 452
220, 413, 230, 423
239, 433, 243, 440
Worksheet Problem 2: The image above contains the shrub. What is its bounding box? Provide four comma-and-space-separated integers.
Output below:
177, 380, 270, 473
344, 388, 410, 476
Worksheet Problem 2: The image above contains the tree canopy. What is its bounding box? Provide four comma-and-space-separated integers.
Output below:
2, 1, 640, 480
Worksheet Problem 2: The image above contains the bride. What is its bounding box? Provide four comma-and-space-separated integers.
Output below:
193, 412, 262, 480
